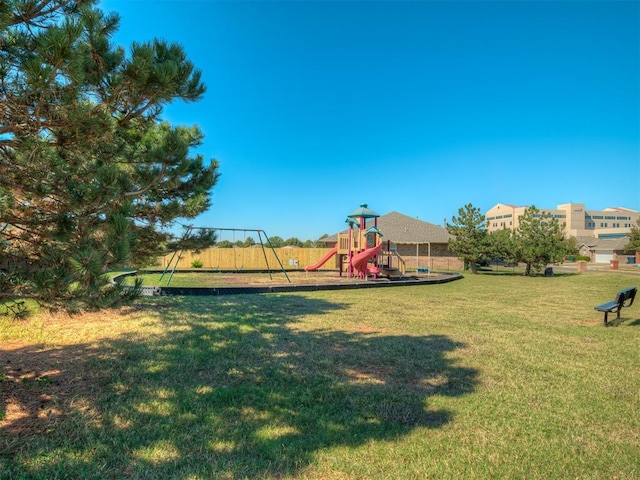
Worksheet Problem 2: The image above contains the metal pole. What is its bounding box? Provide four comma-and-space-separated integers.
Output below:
174, 225, 292, 282
159, 249, 178, 282
160, 227, 192, 285
257, 230, 273, 280
262, 231, 291, 283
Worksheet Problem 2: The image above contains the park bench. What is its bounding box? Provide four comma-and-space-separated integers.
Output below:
594, 287, 636, 326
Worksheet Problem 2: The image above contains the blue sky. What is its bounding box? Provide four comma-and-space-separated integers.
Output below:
99, 0, 639, 241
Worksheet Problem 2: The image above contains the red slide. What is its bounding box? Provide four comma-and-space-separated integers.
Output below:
351, 243, 382, 276
304, 244, 338, 271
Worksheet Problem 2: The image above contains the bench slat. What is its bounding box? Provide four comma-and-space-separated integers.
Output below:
594, 301, 618, 312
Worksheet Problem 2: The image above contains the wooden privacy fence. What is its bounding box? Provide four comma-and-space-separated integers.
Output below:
159, 247, 464, 272
406, 256, 464, 271
160, 247, 336, 271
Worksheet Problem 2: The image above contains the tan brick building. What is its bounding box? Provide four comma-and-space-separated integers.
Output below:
485, 202, 639, 239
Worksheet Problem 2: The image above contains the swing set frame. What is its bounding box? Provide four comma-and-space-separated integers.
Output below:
160, 226, 291, 286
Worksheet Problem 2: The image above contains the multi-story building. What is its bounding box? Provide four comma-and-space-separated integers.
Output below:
485, 203, 639, 239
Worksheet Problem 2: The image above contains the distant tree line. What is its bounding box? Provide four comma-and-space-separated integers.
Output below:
447, 203, 577, 276
162, 229, 331, 254
213, 236, 325, 249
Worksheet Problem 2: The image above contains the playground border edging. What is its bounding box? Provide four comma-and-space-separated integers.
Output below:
112, 271, 464, 296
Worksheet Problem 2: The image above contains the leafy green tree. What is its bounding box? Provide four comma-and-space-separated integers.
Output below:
446, 203, 489, 274
215, 240, 234, 248
624, 218, 640, 252
242, 236, 256, 247
284, 237, 303, 247
515, 206, 569, 276
267, 236, 284, 248
0, 1, 219, 311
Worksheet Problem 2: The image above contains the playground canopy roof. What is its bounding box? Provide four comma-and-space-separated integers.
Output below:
347, 203, 380, 219
321, 211, 454, 245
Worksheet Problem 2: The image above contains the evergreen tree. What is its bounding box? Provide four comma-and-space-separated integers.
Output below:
165, 228, 217, 254
624, 218, 640, 252
515, 206, 568, 276
446, 203, 489, 274
0, 1, 219, 310
488, 228, 518, 265
564, 236, 579, 258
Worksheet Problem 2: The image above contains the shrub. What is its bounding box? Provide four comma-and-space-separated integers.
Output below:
191, 259, 203, 268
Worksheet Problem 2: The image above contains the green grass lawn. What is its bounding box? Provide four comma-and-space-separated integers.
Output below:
1, 272, 639, 479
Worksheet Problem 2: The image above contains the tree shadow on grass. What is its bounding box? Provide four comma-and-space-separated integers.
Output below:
479, 270, 578, 278
1, 294, 477, 479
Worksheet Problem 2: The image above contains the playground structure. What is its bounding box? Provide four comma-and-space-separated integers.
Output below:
305, 204, 406, 278
161, 226, 291, 286
114, 205, 462, 296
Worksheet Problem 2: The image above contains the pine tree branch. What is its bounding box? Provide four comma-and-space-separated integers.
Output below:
8, 0, 84, 27
122, 163, 169, 198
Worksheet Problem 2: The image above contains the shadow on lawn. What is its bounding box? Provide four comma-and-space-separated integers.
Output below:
478, 269, 578, 278
1, 294, 477, 478
606, 316, 640, 327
